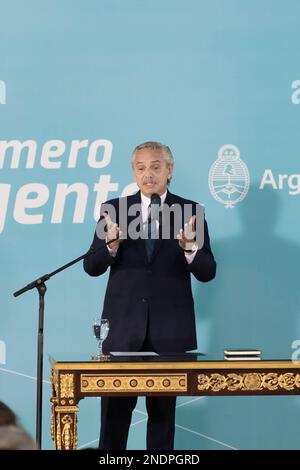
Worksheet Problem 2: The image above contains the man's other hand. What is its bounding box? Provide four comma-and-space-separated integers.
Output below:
176, 215, 197, 252
104, 212, 123, 252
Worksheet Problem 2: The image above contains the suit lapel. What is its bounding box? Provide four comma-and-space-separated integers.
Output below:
126, 191, 148, 265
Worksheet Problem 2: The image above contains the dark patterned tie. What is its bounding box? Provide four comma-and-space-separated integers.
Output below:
144, 206, 158, 261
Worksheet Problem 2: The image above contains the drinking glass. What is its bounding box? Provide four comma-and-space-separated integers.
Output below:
93, 318, 110, 358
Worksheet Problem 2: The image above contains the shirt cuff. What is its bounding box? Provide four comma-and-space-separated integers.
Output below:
184, 250, 197, 264
106, 238, 118, 257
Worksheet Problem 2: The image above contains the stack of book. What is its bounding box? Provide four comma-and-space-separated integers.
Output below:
224, 349, 261, 361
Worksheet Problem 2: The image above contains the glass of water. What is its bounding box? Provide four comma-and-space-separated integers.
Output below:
93, 318, 110, 358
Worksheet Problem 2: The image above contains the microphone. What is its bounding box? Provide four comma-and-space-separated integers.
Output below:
150, 193, 161, 206
149, 193, 161, 222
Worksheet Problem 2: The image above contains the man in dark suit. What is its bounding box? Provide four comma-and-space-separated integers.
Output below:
84, 141, 216, 450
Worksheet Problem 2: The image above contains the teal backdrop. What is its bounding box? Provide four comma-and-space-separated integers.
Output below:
1, 0, 300, 450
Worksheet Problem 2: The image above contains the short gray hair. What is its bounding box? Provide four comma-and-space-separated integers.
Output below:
131, 141, 174, 166
131, 141, 174, 185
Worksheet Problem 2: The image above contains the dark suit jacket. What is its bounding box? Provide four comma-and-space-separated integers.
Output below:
83, 190, 216, 353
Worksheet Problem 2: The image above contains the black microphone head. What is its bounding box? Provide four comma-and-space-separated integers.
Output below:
150, 193, 161, 206
149, 193, 161, 223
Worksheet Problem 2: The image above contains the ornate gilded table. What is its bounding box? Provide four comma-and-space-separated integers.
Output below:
50, 353, 300, 450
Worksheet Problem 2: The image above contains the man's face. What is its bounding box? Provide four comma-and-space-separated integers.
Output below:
132, 148, 173, 198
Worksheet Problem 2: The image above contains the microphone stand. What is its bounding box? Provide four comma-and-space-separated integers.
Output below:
13, 238, 116, 450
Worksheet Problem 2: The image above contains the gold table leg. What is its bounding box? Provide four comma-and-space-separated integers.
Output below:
51, 403, 79, 450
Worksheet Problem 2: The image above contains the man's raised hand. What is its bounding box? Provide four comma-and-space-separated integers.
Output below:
104, 212, 123, 252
